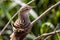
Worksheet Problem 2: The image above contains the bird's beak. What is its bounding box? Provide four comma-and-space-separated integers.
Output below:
30, 6, 36, 9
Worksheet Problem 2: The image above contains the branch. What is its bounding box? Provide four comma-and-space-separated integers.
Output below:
34, 30, 60, 40
44, 24, 59, 40
31, 1, 60, 26
27, 0, 35, 4
33, 1, 60, 40
0, 10, 19, 35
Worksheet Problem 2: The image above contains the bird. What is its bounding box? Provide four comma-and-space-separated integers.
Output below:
10, 5, 31, 40
13, 5, 31, 32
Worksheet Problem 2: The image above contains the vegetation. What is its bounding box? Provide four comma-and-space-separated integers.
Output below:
0, 0, 60, 40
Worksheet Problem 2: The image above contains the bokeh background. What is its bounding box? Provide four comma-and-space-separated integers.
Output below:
0, 0, 60, 40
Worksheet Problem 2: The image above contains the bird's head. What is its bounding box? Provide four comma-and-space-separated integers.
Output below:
20, 5, 31, 14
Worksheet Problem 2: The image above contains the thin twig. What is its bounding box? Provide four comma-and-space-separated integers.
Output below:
0, 10, 20, 35
34, 30, 60, 40
44, 35, 51, 40
27, 0, 35, 4
44, 23, 60, 40
31, 1, 60, 26
44, 27, 57, 40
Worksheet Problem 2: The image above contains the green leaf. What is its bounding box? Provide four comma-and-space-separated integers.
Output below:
40, 22, 54, 34
56, 33, 60, 40
0, 36, 3, 40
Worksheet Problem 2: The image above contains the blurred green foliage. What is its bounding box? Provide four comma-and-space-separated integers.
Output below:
0, 0, 60, 40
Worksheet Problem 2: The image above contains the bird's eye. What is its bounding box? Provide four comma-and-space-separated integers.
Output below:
22, 8, 29, 12
24, 8, 29, 11
20, 8, 29, 13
